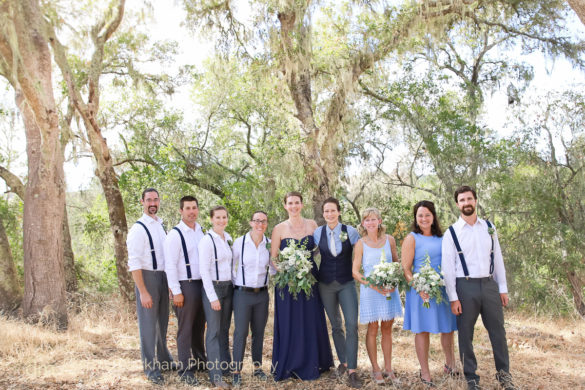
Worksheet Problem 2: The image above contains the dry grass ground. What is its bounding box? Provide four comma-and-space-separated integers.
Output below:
1, 293, 584, 390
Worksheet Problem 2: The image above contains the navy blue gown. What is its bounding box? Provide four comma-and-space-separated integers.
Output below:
272, 236, 333, 381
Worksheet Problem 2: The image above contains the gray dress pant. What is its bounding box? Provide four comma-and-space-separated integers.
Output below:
318, 280, 359, 369
174, 279, 206, 374
456, 277, 510, 383
135, 270, 173, 377
232, 288, 269, 372
202, 281, 233, 383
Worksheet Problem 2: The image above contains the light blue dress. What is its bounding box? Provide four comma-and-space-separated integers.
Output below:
403, 232, 457, 334
359, 237, 403, 324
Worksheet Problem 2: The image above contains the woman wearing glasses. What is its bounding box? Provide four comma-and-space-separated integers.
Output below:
230, 211, 275, 386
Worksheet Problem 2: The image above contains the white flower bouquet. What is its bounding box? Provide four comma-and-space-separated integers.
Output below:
364, 249, 404, 300
411, 254, 446, 308
273, 240, 317, 300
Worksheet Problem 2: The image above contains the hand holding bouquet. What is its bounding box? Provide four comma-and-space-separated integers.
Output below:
273, 240, 317, 300
365, 249, 405, 300
411, 254, 445, 308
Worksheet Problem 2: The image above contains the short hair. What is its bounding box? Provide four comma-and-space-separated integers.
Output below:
180, 195, 199, 210
250, 210, 268, 221
141, 188, 159, 200
283, 191, 303, 204
357, 207, 386, 239
411, 200, 443, 237
210, 205, 228, 218
321, 197, 340, 212
454, 185, 477, 203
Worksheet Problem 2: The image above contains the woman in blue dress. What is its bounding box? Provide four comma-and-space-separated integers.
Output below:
402, 200, 458, 386
270, 191, 333, 381
352, 207, 403, 385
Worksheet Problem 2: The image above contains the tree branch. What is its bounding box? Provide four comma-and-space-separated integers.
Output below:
0, 165, 25, 199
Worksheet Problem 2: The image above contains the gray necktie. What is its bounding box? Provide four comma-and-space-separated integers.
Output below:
329, 230, 337, 256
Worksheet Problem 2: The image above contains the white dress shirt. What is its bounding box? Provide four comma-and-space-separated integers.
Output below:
199, 230, 233, 302
232, 232, 276, 288
127, 213, 167, 272
441, 216, 508, 302
164, 221, 205, 295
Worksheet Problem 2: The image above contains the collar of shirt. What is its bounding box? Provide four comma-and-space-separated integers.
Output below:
455, 216, 486, 230
244, 232, 267, 247
177, 220, 202, 234
139, 213, 163, 225
326, 223, 341, 236
208, 229, 232, 243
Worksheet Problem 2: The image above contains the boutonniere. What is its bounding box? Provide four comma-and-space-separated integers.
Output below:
339, 231, 348, 243
265, 242, 271, 251
488, 227, 495, 235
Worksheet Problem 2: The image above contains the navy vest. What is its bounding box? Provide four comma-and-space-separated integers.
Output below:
318, 224, 353, 284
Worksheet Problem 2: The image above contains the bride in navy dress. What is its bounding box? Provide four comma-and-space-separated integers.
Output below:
270, 191, 333, 381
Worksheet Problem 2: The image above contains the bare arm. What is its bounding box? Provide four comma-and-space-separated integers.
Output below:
401, 234, 415, 282
352, 240, 366, 284
270, 223, 283, 269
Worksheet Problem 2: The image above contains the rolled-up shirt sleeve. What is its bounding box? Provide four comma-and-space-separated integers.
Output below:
441, 230, 459, 302
199, 235, 218, 302
127, 224, 147, 272
491, 227, 508, 294
164, 230, 182, 295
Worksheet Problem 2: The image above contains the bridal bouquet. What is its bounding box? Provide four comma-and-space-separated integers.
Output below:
365, 249, 404, 300
411, 254, 446, 308
274, 240, 317, 300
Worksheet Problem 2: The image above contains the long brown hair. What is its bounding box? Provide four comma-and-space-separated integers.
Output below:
411, 200, 443, 237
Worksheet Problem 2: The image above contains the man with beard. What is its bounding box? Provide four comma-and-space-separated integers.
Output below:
441, 186, 516, 390
164, 195, 207, 385
127, 188, 174, 385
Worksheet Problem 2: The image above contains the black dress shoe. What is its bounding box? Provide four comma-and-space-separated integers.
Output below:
467, 379, 481, 390
496, 371, 517, 390
330, 363, 348, 378
147, 373, 165, 385
253, 369, 268, 380
348, 372, 363, 388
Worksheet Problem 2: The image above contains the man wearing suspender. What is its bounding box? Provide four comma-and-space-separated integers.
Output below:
127, 188, 174, 385
164, 196, 207, 385
441, 186, 516, 390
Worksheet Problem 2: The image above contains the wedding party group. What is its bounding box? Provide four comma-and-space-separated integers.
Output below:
126, 185, 517, 390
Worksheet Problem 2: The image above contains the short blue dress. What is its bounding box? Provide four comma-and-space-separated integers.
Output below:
359, 237, 403, 324
403, 232, 457, 334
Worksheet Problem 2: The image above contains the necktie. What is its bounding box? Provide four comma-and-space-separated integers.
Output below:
329, 230, 337, 256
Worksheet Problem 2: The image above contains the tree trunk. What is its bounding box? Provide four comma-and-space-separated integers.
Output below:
93, 156, 133, 301
46, 0, 133, 301
567, 270, 585, 318
18, 88, 68, 328
62, 205, 77, 293
0, 0, 68, 328
568, 0, 585, 26
0, 214, 21, 312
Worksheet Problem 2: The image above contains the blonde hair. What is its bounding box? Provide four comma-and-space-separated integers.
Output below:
358, 207, 386, 239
